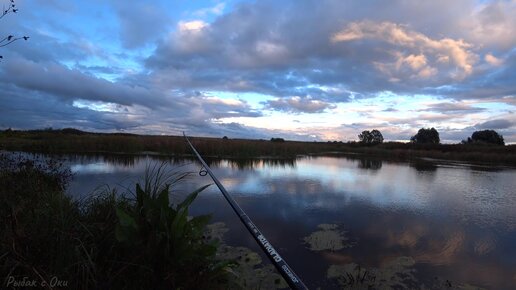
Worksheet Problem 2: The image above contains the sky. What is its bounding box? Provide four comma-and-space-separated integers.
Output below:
0, 0, 515, 143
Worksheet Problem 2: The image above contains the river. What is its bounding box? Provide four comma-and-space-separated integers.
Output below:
59, 153, 516, 289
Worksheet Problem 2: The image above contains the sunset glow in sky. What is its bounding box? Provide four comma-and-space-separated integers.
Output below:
1, 0, 515, 142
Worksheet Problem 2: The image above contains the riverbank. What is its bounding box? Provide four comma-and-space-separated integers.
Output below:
1, 128, 515, 165
0, 153, 235, 289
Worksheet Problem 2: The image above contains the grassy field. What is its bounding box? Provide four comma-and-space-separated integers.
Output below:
1, 128, 515, 165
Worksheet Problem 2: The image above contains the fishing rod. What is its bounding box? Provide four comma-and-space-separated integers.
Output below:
183, 132, 308, 290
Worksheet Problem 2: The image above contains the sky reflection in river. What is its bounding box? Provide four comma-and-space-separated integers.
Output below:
63, 153, 516, 289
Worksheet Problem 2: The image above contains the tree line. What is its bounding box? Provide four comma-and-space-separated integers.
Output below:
358, 128, 505, 146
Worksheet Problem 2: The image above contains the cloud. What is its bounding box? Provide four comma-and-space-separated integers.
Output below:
112, 0, 169, 49
332, 21, 477, 79
0, 88, 144, 131
485, 54, 503, 66
475, 118, 514, 130
145, 0, 515, 107
0, 59, 264, 135
193, 2, 226, 17
382, 108, 398, 112
420, 102, 486, 113
430, 50, 516, 102
466, 0, 516, 50
1, 0, 515, 143
189, 93, 263, 119
0, 57, 169, 109
263, 96, 336, 113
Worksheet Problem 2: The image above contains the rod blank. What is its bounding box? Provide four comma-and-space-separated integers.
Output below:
183, 133, 308, 290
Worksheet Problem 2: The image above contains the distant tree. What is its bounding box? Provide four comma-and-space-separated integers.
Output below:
358, 129, 383, 145
222, 136, 228, 140
410, 128, 440, 144
370, 129, 383, 144
270, 137, 285, 142
463, 130, 504, 146
0, 0, 29, 60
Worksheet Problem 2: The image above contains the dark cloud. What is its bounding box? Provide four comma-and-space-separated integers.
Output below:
0, 57, 169, 109
475, 119, 514, 130
0, 64, 265, 136
0, 87, 143, 131
382, 108, 398, 112
176, 121, 318, 141
112, 0, 170, 49
420, 102, 486, 113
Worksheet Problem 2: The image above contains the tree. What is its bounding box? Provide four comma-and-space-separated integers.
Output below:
0, 0, 29, 60
410, 127, 440, 144
463, 130, 504, 146
358, 129, 383, 145
270, 137, 285, 142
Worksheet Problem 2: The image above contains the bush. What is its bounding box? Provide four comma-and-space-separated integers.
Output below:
270, 138, 285, 142
0, 155, 232, 289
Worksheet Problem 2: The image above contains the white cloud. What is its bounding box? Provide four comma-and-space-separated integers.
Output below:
193, 2, 226, 17
484, 53, 503, 66
264, 96, 336, 113
178, 20, 208, 32
333, 21, 478, 78
173, 20, 210, 54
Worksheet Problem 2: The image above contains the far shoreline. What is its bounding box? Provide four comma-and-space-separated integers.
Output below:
1, 128, 515, 166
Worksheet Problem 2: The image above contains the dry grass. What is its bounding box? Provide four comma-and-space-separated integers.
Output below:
1, 128, 515, 165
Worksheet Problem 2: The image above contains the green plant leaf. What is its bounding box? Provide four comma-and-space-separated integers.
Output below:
157, 184, 170, 207
116, 207, 136, 228
136, 183, 145, 207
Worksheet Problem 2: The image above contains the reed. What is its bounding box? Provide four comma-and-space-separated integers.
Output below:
0, 153, 233, 289
1, 128, 515, 165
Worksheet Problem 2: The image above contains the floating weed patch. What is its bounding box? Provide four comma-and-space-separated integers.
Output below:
303, 224, 354, 251
205, 222, 229, 242
327, 256, 486, 290
204, 222, 288, 289
328, 256, 418, 289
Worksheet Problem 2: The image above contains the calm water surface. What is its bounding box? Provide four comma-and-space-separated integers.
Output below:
61, 154, 516, 289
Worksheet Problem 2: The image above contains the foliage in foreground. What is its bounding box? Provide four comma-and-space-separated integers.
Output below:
0, 154, 233, 289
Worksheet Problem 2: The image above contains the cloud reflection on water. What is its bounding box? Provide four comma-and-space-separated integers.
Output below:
59, 153, 516, 289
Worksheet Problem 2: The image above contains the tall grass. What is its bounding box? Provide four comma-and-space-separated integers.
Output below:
0, 154, 233, 289
1, 128, 515, 165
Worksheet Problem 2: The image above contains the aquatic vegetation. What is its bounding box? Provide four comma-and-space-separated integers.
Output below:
327, 257, 487, 290
205, 222, 230, 242
303, 224, 354, 251
204, 222, 288, 289
327, 257, 417, 289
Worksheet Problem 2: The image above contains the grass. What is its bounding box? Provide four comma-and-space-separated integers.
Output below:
0, 153, 235, 289
1, 128, 515, 165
